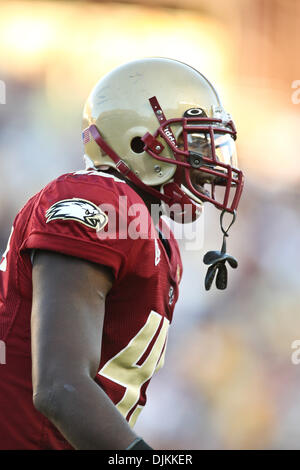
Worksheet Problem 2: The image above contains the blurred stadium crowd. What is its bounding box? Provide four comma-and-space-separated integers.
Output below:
0, 0, 300, 449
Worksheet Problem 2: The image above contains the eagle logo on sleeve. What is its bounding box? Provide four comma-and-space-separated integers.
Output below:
45, 198, 108, 231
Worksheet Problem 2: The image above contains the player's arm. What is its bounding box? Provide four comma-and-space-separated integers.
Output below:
31, 250, 138, 450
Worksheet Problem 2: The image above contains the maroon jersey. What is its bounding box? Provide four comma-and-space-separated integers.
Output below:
0, 170, 182, 450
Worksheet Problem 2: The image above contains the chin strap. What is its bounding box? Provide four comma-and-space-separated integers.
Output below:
203, 210, 238, 290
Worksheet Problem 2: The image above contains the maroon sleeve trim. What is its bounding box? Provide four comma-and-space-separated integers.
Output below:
20, 231, 126, 279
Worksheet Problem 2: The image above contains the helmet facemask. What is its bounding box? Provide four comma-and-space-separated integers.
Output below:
141, 100, 244, 214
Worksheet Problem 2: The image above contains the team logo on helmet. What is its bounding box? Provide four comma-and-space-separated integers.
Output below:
45, 198, 108, 231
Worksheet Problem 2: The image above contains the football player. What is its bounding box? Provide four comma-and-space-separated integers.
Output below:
0, 58, 244, 450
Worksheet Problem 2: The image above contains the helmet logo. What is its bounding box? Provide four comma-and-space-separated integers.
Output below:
184, 108, 207, 117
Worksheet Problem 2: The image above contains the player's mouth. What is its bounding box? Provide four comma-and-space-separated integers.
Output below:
191, 171, 214, 198
192, 180, 211, 198
191, 170, 228, 198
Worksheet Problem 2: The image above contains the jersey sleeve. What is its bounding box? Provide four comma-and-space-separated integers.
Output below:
20, 173, 135, 279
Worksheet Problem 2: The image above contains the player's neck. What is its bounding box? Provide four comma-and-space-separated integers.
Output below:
97, 167, 162, 227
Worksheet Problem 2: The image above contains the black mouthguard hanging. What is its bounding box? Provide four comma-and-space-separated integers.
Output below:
203, 210, 238, 290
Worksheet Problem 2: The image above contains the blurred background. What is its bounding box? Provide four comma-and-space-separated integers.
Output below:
0, 0, 300, 449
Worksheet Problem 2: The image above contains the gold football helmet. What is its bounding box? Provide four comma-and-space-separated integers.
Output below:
82, 58, 243, 219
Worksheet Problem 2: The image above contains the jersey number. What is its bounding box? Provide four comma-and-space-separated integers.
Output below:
99, 311, 169, 427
